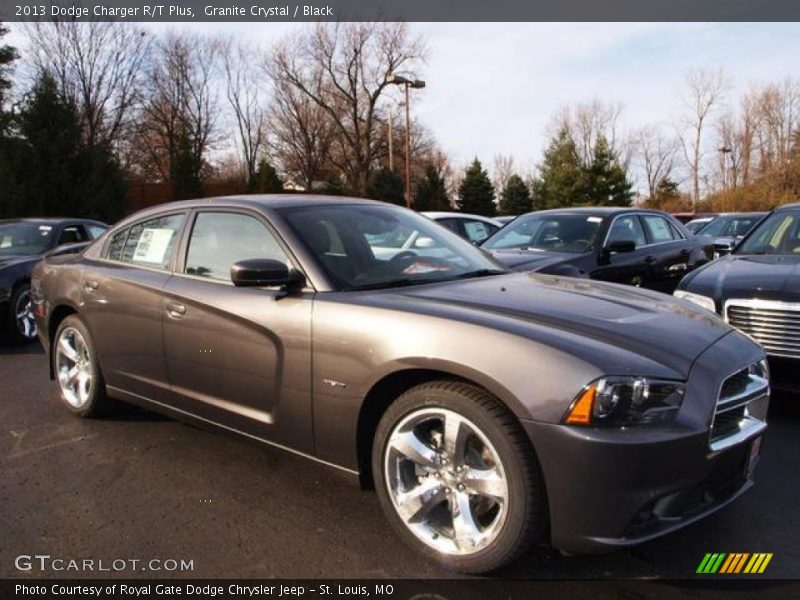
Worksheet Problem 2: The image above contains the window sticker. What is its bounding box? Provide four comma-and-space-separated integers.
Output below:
587, 217, 603, 223
39, 225, 53, 236
1, 236, 11, 247
133, 228, 174, 264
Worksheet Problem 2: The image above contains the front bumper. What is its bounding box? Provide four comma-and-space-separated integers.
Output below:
525, 330, 767, 555
522, 420, 760, 554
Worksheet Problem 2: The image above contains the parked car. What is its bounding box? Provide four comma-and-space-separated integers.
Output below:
481, 207, 714, 293
424, 211, 503, 245
685, 216, 715, 234
695, 212, 767, 257
675, 202, 800, 388
1, 218, 107, 344
33, 196, 768, 573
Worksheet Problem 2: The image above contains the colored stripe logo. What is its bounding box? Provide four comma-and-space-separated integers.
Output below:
697, 553, 773, 574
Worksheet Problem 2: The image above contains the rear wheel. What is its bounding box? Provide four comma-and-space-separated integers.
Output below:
372, 380, 545, 573
8, 283, 37, 344
53, 315, 111, 418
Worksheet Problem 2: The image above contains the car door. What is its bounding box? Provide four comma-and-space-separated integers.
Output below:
81, 212, 186, 402
640, 214, 691, 292
592, 214, 651, 287
161, 209, 314, 451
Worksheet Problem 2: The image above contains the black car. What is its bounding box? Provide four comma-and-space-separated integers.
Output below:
695, 212, 766, 257
481, 207, 714, 293
675, 202, 800, 388
1, 218, 108, 344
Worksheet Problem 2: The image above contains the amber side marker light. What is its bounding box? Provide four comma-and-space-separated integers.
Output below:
566, 385, 596, 425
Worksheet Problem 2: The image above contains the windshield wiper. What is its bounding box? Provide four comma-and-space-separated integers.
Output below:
351, 278, 430, 291
450, 269, 507, 280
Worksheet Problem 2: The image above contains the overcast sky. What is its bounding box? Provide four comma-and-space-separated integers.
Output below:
6, 21, 800, 191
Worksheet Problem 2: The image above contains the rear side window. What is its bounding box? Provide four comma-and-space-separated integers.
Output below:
107, 229, 128, 261
642, 215, 679, 244
117, 214, 185, 270
58, 225, 89, 245
185, 212, 288, 282
86, 224, 108, 239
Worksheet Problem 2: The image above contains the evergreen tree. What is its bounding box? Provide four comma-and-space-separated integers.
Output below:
366, 167, 404, 205
252, 158, 284, 194
414, 164, 450, 211
498, 174, 532, 215
0, 22, 17, 111
457, 158, 496, 216
531, 128, 587, 209
585, 135, 633, 206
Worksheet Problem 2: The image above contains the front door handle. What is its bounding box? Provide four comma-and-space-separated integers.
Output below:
84, 280, 99, 291
166, 303, 187, 318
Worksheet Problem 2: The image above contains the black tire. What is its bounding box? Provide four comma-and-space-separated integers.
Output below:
52, 314, 112, 418
7, 283, 37, 345
372, 380, 546, 574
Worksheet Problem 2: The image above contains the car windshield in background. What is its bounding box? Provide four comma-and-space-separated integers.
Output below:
483, 213, 602, 253
698, 215, 761, 237
737, 211, 800, 255
279, 204, 505, 291
0, 222, 55, 256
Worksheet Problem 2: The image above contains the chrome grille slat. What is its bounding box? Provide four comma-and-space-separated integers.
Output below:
726, 299, 800, 359
710, 361, 769, 452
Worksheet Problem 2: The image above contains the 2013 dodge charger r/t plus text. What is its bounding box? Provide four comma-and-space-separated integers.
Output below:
32, 195, 769, 573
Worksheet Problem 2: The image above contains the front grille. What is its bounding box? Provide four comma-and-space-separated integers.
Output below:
709, 363, 769, 451
726, 299, 800, 359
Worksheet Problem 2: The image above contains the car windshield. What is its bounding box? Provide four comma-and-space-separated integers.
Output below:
736, 210, 800, 255
698, 215, 761, 238
278, 204, 506, 291
482, 213, 602, 253
685, 219, 711, 233
0, 222, 56, 256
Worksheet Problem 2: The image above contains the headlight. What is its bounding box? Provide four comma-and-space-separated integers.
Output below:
673, 290, 717, 313
565, 377, 686, 426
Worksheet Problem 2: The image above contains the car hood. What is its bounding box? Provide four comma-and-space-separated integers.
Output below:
0, 254, 38, 270
486, 249, 576, 272
684, 253, 800, 302
361, 272, 733, 378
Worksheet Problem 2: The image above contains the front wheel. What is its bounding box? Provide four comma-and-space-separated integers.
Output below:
372, 380, 546, 573
8, 283, 38, 344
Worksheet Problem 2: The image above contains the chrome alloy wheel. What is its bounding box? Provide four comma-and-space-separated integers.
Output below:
55, 327, 93, 408
383, 408, 509, 556
14, 289, 37, 340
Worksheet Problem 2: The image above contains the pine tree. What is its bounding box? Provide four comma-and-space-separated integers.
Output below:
457, 158, 496, 216
531, 128, 587, 209
585, 135, 633, 206
253, 158, 284, 193
0, 22, 17, 110
366, 167, 404, 205
414, 164, 450, 211
498, 174, 532, 215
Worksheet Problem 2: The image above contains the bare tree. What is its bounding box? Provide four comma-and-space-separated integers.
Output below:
633, 125, 679, 200
25, 21, 150, 150
221, 38, 268, 186
550, 99, 625, 166
492, 154, 515, 193
135, 32, 220, 198
269, 23, 426, 194
678, 67, 730, 209
268, 79, 336, 190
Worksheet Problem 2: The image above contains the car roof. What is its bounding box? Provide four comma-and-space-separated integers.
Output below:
774, 203, 800, 212
423, 211, 502, 223
516, 207, 666, 217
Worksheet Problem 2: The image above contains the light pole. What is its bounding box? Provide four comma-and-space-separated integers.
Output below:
386, 73, 425, 208
718, 145, 732, 212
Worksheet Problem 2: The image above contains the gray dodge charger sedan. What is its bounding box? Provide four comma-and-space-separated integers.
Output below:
31, 195, 769, 573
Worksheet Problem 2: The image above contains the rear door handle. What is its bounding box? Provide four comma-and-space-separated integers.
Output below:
166, 303, 187, 318
643, 256, 656, 264
84, 280, 99, 291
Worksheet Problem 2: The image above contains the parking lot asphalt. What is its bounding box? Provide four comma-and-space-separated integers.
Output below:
1, 342, 798, 581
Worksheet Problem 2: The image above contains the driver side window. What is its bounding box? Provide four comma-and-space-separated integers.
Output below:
607, 216, 646, 248
185, 212, 288, 282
